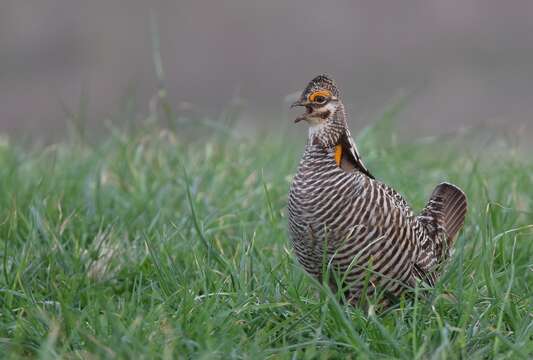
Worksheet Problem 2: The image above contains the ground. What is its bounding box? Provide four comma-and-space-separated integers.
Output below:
0, 113, 531, 359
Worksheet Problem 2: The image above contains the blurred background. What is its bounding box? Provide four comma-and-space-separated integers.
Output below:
1, 0, 532, 139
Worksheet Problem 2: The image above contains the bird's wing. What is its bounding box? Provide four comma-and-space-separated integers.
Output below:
341, 129, 374, 179
375, 181, 439, 286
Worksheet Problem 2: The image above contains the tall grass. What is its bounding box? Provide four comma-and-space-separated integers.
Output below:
0, 113, 531, 359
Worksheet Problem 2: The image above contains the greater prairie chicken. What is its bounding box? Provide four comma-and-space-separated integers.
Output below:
287, 74, 467, 305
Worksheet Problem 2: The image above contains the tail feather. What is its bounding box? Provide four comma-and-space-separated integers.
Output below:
423, 182, 468, 246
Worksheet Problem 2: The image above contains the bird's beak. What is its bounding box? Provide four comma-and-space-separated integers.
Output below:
290, 99, 309, 123
290, 99, 305, 109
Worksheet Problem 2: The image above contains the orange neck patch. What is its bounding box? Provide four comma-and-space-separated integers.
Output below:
334, 144, 342, 166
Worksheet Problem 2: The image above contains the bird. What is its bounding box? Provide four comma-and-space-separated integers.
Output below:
287, 74, 467, 306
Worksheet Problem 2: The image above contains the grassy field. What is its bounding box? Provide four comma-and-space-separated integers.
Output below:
0, 112, 532, 359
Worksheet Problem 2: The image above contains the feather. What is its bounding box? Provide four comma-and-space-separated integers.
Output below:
340, 129, 374, 178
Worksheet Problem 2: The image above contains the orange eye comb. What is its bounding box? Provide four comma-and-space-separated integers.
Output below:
308, 90, 332, 102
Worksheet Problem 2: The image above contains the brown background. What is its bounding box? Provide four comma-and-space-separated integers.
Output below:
1, 1, 532, 138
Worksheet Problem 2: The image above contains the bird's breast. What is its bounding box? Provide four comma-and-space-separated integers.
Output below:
288, 146, 365, 241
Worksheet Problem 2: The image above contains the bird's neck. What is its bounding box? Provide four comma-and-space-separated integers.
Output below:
308, 105, 348, 148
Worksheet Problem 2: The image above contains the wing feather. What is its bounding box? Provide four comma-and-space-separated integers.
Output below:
341, 129, 374, 179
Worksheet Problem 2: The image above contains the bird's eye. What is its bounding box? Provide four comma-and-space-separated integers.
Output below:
309, 90, 332, 103
314, 95, 326, 103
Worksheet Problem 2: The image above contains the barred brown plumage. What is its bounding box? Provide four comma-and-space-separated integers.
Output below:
288, 74, 467, 305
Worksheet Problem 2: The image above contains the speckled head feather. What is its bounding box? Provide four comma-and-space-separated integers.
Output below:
302, 74, 340, 99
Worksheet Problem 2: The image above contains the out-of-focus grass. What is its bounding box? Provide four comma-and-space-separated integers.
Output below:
0, 111, 531, 359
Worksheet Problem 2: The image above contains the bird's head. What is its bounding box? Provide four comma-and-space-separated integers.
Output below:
291, 74, 342, 126
290, 74, 373, 176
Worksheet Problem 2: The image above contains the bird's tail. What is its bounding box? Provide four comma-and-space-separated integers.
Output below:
420, 182, 468, 249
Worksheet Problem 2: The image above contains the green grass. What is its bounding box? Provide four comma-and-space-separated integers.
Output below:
0, 114, 532, 359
